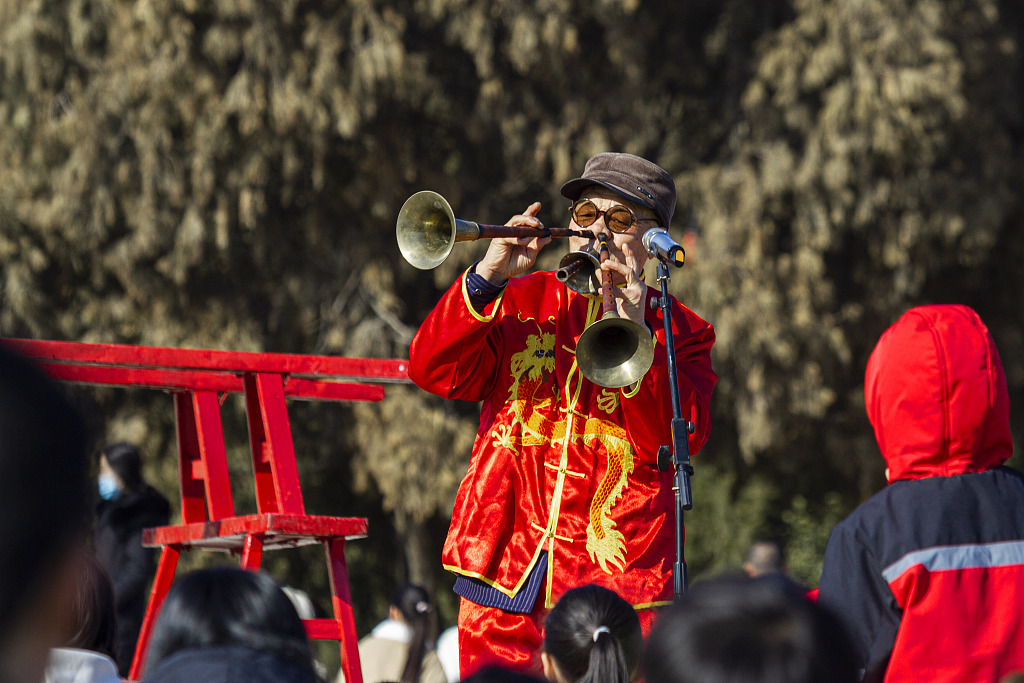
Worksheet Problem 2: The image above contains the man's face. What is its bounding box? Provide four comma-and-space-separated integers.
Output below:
566, 186, 659, 283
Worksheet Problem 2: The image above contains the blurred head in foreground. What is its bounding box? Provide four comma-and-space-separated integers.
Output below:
0, 343, 90, 683
143, 566, 320, 683
643, 576, 858, 683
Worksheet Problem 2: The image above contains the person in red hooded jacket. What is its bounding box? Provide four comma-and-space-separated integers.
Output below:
818, 304, 1024, 683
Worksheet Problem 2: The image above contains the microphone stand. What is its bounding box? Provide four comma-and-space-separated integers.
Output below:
651, 258, 694, 599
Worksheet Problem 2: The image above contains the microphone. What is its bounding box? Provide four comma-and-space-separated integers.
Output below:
642, 228, 685, 267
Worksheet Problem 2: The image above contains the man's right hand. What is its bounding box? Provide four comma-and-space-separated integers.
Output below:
475, 202, 550, 284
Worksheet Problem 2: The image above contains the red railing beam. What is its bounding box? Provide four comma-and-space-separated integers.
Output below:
4, 338, 409, 383
33, 362, 387, 402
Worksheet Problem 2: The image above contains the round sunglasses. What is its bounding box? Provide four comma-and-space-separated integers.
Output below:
569, 199, 655, 233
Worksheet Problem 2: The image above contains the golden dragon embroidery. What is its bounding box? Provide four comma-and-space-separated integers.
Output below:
498, 331, 635, 573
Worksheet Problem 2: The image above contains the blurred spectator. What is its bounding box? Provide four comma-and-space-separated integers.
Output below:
436, 626, 460, 683
819, 305, 1024, 682
742, 540, 787, 578
643, 575, 858, 683
0, 343, 91, 683
44, 550, 121, 683
743, 539, 807, 599
541, 585, 642, 683
281, 585, 329, 681
343, 583, 445, 683
142, 566, 322, 683
282, 585, 317, 621
94, 441, 171, 675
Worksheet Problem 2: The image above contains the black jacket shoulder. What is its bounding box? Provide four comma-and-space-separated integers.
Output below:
96, 484, 171, 536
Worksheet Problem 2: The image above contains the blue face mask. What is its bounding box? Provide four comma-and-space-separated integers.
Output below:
98, 473, 122, 501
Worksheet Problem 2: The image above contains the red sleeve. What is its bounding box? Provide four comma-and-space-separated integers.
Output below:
408, 270, 505, 402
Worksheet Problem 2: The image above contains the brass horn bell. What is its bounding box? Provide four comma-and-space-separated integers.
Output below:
397, 190, 587, 270
574, 233, 655, 388
396, 191, 469, 270
576, 315, 656, 389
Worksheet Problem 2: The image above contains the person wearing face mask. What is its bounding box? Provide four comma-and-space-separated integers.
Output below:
93, 441, 170, 677
408, 153, 717, 676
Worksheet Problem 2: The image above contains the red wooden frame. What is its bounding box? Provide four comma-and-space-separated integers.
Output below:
5, 338, 409, 683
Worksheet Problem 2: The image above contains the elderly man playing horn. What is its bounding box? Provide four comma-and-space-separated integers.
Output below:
408, 152, 717, 677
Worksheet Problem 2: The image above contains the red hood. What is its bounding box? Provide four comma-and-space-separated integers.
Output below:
865, 305, 1012, 482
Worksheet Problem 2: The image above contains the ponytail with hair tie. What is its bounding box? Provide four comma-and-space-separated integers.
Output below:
394, 584, 435, 683
544, 585, 642, 683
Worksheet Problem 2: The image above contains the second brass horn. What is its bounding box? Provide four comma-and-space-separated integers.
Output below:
575, 233, 655, 388
397, 190, 588, 269
556, 248, 601, 295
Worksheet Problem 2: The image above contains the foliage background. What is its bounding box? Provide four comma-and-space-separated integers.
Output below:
2, 0, 1022, 671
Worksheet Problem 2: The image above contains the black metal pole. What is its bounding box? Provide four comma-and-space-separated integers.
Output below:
653, 260, 695, 599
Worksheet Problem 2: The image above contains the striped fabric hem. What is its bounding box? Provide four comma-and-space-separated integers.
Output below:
453, 552, 548, 613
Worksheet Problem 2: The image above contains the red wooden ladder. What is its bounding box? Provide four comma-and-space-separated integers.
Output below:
5, 338, 409, 683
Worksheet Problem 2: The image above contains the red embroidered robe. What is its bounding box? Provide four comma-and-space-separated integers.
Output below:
409, 269, 716, 609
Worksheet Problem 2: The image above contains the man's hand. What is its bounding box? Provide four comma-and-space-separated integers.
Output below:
475, 202, 551, 285
601, 239, 648, 328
